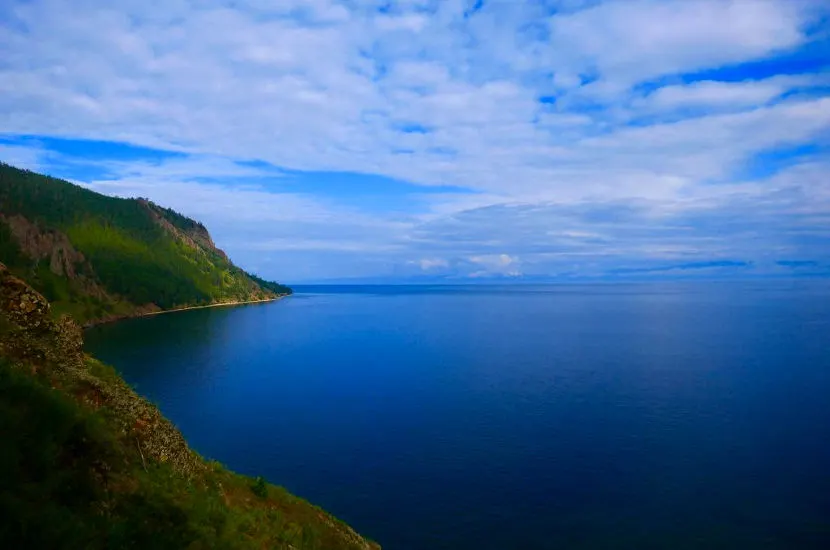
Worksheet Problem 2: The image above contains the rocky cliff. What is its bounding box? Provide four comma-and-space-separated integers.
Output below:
138, 198, 230, 261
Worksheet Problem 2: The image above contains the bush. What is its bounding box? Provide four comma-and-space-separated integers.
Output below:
251, 476, 269, 498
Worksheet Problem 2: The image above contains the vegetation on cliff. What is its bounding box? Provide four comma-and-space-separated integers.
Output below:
0, 162, 291, 324
0, 262, 377, 549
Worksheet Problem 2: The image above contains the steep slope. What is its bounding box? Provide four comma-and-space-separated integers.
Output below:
0, 162, 290, 324
0, 262, 378, 549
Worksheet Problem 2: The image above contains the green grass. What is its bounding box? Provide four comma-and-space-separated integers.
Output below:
0, 355, 377, 549
0, 359, 122, 548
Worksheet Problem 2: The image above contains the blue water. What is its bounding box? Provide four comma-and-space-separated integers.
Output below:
85, 282, 830, 549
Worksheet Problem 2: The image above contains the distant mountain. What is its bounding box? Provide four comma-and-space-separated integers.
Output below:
0, 162, 290, 324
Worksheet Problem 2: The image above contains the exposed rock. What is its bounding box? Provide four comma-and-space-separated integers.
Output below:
0, 262, 51, 328
138, 199, 229, 261
0, 260, 200, 476
0, 261, 83, 368
185, 223, 227, 260
0, 214, 112, 302
71, 359, 204, 477
1, 214, 85, 278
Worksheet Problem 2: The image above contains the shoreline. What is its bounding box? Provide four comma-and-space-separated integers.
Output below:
83, 295, 288, 328
141, 296, 286, 317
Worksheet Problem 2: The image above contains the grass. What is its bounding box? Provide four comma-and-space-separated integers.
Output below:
0, 269, 377, 549
0, 356, 379, 550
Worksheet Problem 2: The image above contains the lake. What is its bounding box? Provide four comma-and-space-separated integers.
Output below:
85, 282, 830, 549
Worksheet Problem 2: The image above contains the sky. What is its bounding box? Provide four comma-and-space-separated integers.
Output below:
1, 0, 829, 283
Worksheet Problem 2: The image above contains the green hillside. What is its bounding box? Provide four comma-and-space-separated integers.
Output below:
0, 263, 377, 549
0, 162, 290, 324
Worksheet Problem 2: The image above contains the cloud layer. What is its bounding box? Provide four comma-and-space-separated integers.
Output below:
1, 0, 829, 281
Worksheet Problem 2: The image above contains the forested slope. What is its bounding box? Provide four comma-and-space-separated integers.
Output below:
0, 162, 290, 324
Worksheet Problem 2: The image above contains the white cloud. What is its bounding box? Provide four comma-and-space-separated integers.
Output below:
375, 14, 429, 33
414, 258, 450, 271
636, 76, 807, 111
0, 143, 45, 170
1, 0, 828, 279
467, 254, 522, 276
469, 254, 517, 267
547, 0, 810, 93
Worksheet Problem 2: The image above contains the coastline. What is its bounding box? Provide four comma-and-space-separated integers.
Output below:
83, 295, 288, 328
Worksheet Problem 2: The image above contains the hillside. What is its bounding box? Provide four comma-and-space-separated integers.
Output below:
0, 162, 290, 325
0, 263, 377, 548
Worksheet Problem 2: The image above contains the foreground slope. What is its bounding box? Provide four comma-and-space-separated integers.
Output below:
0, 262, 378, 549
0, 162, 290, 324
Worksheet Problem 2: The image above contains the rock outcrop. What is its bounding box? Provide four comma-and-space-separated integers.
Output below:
0, 261, 199, 476
1, 214, 87, 278
138, 199, 229, 260
0, 214, 112, 302
0, 261, 83, 368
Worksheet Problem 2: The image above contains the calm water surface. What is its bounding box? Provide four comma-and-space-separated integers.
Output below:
85, 282, 830, 549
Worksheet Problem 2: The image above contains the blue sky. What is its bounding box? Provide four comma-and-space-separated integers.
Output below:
1, 0, 829, 283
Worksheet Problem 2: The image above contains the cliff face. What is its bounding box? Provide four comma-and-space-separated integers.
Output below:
2, 213, 88, 278
138, 199, 229, 261
0, 262, 379, 549
0, 213, 113, 303
0, 162, 291, 325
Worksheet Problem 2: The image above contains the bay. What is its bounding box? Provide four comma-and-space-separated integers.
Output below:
85, 282, 830, 549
